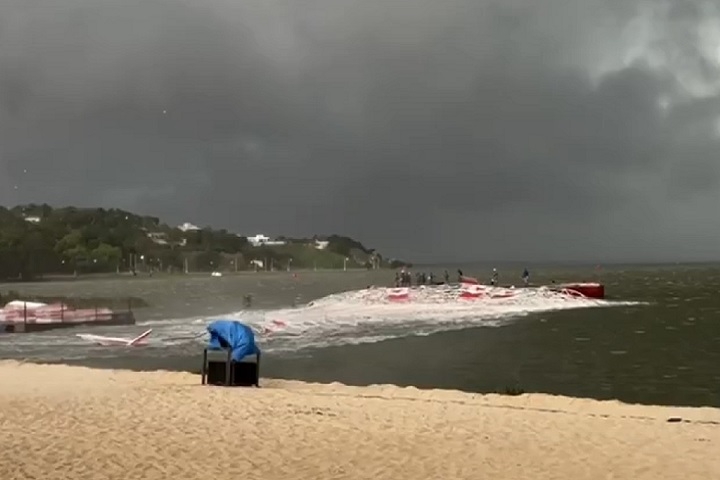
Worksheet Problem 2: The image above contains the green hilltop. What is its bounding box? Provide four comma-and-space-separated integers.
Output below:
0, 204, 411, 281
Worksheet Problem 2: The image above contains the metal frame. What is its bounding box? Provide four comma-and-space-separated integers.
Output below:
201, 348, 261, 387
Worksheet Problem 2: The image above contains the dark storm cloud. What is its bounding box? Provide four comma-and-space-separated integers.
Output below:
1, 0, 719, 262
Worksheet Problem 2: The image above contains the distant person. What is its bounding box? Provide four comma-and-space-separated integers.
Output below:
401, 269, 411, 287
457, 269, 464, 282
522, 268, 530, 286
490, 268, 498, 286
443, 270, 450, 283
243, 294, 253, 308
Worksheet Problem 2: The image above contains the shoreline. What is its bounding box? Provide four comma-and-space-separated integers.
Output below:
2, 360, 719, 479
15, 358, 720, 410
17, 353, 720, 410
3, 360, 720, 419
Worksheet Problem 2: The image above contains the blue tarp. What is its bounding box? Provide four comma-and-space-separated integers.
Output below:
206, 320, 260, 362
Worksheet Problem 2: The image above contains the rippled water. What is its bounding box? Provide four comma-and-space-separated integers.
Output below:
2, 264, 720, 407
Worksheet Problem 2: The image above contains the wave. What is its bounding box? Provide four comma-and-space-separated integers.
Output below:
143, 285, 643, 352
0, 285, 644, 360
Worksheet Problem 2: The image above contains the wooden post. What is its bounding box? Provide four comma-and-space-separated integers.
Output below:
225, 349, 232, 386
256, 351, 261, 387
201, 349, 208, 385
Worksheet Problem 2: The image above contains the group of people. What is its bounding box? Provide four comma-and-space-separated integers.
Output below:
394, 267, 531, 287
462, 267, 531, 286
394, 269, 451, 287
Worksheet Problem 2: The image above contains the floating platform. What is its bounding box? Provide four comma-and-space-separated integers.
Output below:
385, 281, 606, 301
0, 312, 136, 333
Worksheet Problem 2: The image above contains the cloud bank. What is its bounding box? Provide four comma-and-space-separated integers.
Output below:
1, 0, 719, 262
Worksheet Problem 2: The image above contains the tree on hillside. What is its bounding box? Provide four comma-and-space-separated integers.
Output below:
0, 205, 407, 279
325, 235, 372, 257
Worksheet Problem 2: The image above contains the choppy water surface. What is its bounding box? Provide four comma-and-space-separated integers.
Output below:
2, 264, 719, 407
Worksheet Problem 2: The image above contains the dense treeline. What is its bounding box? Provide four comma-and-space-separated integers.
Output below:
0, 204, 408, 280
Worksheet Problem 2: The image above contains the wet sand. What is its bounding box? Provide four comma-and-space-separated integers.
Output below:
1, 360, 718, 479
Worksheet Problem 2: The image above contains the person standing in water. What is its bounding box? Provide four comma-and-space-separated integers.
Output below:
522, 268, 530, 286
490, 268, 498, 286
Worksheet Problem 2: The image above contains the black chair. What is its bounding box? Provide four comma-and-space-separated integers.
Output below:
201, 348, 261, 387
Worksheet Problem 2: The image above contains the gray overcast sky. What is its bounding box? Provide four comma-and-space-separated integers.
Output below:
1, 0, 720, 263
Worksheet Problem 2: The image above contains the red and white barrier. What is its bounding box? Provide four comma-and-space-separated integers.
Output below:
0, 301, 115, 324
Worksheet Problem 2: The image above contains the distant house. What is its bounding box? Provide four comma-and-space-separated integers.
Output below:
178, 222, 200, 232
146, 232, 168, 245
24, 216, 41, 224
247, 234, 286, 247
314, 240, 329, 250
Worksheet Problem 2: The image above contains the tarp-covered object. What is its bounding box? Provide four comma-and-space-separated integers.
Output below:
206, 320, 260, 362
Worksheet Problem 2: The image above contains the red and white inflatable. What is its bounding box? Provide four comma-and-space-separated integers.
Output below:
387, 287, 410, 302
554, 282, 605, 299
458, 284, 519, 300
489, 288, 517, 299
459, 284, 485, 299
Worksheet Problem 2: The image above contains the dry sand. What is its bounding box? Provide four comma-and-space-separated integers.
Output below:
1, 361, 718, 480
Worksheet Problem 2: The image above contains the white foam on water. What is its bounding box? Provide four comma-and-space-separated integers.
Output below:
0, 285, 644, 358
152, 285, 643, 352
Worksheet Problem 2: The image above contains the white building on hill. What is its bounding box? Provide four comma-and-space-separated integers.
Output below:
247, 234, 286, 247
178, 222, 200, 232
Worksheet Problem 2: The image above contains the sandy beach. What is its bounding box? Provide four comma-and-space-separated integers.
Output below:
1, 361, 718, 480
